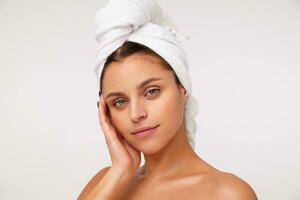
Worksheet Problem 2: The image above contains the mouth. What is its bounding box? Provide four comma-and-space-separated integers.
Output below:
131, 125, 159, 138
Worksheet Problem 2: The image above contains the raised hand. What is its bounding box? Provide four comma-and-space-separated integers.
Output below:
97, 94, 141, 178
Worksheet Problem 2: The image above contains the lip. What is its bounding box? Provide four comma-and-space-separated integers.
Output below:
132, 125, 159, 134
132, 125, 159, 138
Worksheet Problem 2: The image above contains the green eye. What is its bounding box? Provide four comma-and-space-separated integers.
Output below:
146, 88, 160, 96
112, 89, 160, 108
113, 99, 127, 107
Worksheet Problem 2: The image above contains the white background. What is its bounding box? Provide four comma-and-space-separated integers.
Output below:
1, 0, 299, 199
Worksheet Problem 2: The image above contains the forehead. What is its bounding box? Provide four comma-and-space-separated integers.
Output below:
102, 54, 173, 92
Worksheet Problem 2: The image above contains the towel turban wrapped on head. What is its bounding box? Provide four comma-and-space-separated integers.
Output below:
94, 0, 199, 149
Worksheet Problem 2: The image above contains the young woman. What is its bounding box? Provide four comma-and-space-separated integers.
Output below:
78, 0, 258, 199
77, 41, 258, 200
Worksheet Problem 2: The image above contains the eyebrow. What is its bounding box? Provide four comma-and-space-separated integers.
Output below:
105, 77, 162, 100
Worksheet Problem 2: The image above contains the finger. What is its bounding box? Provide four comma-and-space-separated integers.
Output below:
124, 140, 139, 157
99, 95, 118, 140
123, 140, 140, 166
99, 95, 110, 126
101, 96, 113, 127
98, 96, 106, 128
98, 96, 113, 136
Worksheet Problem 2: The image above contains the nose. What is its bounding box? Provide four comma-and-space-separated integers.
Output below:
129, 99, 147, 122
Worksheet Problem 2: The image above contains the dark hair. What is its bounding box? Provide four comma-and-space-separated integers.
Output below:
99, 41, 182, 96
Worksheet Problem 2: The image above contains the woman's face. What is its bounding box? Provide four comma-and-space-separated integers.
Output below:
101, 54, 188, 154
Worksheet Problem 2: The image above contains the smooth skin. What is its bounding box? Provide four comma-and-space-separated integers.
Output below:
77, 54, 258, 200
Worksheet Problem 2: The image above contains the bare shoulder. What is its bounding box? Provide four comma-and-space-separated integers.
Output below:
85, 166, 111, 187
209, 171, 258, 200
77, 166, 111, 199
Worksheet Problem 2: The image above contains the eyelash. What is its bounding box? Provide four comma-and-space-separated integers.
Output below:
112, 88, 160, 108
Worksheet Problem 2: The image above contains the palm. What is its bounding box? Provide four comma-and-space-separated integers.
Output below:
98, 96, 141, 174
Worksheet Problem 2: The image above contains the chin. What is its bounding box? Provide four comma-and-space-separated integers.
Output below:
134, 140, 168, 155
140, 147, 159, 155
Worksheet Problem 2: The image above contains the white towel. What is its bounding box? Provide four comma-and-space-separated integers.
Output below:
94, 0, 199, 149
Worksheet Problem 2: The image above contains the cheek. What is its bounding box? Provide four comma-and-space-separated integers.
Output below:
109, 110, 127, 131
151, 91, 184, 125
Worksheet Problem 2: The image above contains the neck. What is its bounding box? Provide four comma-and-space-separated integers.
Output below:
139, 123, 199, 180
